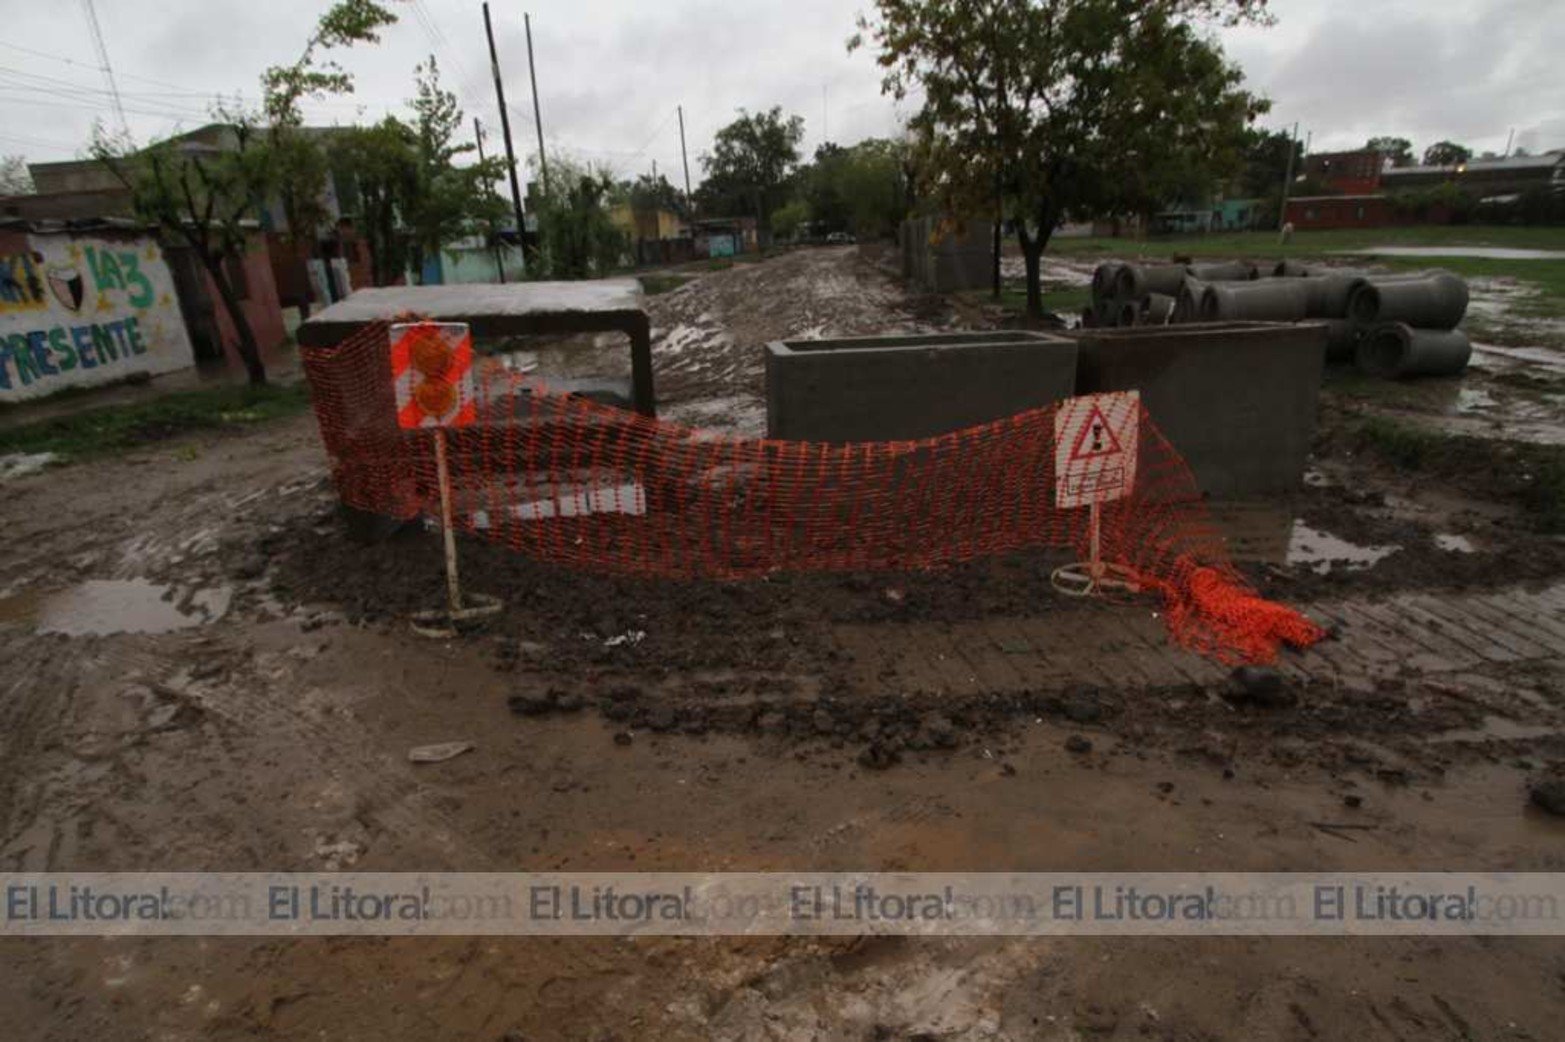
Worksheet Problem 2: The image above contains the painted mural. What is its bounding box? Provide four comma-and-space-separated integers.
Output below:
0, 232, 195, 402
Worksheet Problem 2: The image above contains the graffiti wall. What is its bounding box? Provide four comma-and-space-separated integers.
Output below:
0, 231, 195, 402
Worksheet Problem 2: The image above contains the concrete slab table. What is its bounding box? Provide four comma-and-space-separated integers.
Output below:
297, 280, 656, 416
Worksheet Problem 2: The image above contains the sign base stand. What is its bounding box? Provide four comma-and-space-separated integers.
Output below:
1050, 502, 1141, 598
412, 428, 504, 639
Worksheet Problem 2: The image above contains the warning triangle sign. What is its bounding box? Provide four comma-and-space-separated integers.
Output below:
1068, 404, 1124, 462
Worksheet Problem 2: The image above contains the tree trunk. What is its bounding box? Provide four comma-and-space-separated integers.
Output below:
991, 173, 1002, 301
1016, 206, 1058, 318
202, 252, 266, 386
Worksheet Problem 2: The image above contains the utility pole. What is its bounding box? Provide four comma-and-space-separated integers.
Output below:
482, 2, 528, 254
1278, 121, 1300, 231
525, 13, 549, 197
1504, 127, 1515, 158
474, 116, 506, 284
677, 104, 693, 208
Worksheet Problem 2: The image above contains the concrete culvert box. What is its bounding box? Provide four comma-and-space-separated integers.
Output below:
1069, 321, 1328, 498
765, 331, 1078, 443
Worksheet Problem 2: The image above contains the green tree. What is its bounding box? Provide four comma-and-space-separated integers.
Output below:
853, 0, 1266, 315
0, 155, 33, 195
93, 0, 396, 384
771, 198, 811, 239
1422, 140, 1471, 167
331, 117, 417, 286
625, 173, 686, 216
1238, 127, 1301, 198
699, 107, 804, 234
532, 153, 627, 279
404, 57, 507, 280
835, 139, 908, 239
263, 1, 400, 246
1366, 136, 1414, 167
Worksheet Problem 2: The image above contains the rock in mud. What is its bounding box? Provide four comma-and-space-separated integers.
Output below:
1528, 779, 1565, 816
858, 741, 901, 770
507, 692, 554, 716
1225, 666, 1295, 707
1061, 689, 1106, 724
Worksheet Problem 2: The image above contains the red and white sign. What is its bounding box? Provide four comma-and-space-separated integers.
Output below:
1054, 391, 1140, 508
390, 322, 477, 429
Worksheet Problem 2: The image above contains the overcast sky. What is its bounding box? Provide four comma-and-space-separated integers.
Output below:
2, 0, 1562, 183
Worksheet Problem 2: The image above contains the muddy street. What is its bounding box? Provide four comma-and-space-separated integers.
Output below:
3, 248, 1565, 1041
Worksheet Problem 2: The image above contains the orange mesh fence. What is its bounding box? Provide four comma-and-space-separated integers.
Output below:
300, 321, 1325, 665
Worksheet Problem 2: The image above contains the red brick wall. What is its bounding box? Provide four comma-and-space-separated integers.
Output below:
1284, 196, 1391, 231
208, 232, 286, 360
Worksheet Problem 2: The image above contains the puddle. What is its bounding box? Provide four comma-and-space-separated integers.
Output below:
0, 579, 232, 636
1342, 246, 1565, 260
1435, 533, 1478, 554
1453, 387, 1498, 413
1432, 716, 1565, 744
1285, 521, 1400, 575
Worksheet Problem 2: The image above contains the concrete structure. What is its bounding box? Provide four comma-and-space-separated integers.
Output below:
1069, 321, 1328, 498
899, 217, 991, 294
0, 223, 196, 401
765, 331, 1077, 443
299, 280, 655, 416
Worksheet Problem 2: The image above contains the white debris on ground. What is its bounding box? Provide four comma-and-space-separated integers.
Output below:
998, 254, 1096, 286
0, 452, 57, 481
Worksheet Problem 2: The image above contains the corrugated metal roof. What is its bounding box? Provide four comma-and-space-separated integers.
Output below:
1385, 153, 1563, 177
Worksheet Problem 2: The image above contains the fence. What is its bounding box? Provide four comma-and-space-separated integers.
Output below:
301, 321, 1325, 664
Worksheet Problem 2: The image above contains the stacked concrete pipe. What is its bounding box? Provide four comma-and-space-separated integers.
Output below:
1080, 258, 1471, 377
1348, 271, 1472, 377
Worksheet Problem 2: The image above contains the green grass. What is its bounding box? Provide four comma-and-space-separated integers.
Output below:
0, 382, 312, 464
991, 284, 1091, 316
1352, 416, 1565, 533
1046, 225, 1565, 261
638, 273, 695, 296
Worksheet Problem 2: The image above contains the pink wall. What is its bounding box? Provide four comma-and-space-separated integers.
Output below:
207, 232, 287, 363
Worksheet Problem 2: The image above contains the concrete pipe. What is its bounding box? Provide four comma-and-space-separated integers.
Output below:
1091, 263, 1123, 303
1357, 323, 1472, 378
1301, 274, 1370, 319
1188, 260, 1258, 282
1322, 320, 1364, 363
1348, 271, 1469, 329
1079, 306, 1097, 328
1174, 277, 1208, 322
1143, 292, 1176, 325
1274, 260, 1314, 277
1200, 280, 1310, 321
1094, 298, 1120, 326
1117, 300, 1141, 327
1115, 263, 1188, 300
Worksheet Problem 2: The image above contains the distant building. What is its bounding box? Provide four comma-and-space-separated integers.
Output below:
1282, 195, 1391, 231
1301, 149, 1387, 195
1381, 152, 1565, 198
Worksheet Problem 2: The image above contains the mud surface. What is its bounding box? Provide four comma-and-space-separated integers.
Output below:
3, 247, 1565, 1040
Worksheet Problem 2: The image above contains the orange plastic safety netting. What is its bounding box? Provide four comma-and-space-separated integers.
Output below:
300, 321, 1325, 665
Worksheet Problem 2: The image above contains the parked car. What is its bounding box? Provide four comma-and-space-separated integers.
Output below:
825, 231, 857, 245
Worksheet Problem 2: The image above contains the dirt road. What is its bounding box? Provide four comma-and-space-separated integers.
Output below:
3, 247, 1565, 1040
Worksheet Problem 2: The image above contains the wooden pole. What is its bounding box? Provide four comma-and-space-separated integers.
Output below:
482, 2, 528, 247
433, 428, 462, 616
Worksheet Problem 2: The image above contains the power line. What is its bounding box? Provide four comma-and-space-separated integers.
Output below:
78, 0, 127, 135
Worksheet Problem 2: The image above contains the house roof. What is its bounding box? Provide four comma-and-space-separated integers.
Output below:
1384, 152, 1564, 178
